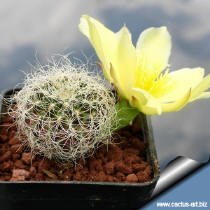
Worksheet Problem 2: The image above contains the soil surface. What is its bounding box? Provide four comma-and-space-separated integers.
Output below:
0, 114, 153, 183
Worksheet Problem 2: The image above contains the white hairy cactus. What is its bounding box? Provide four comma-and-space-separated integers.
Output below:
8, 58, 118, 162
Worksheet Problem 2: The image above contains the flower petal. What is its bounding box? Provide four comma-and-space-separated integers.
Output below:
136, 26, 171, 75
131, 88, 162, 115
109, 63, 125, 97
79, 15, 117, 82
196, 92, 210, 100
190, 74, 210, 101
161, 89, 191, 112
157, 67, 204, 102
112, 26, 137, 99
169, 67, 204, 88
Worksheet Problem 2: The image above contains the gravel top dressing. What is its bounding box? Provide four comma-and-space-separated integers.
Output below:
0, 114, 153, 183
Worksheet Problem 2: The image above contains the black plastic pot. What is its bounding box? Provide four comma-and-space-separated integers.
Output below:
0, 89, 160, 210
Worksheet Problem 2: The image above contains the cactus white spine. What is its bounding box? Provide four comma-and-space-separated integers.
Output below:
9, 58, 117, 162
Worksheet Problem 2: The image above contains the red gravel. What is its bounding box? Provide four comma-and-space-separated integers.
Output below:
0, 115, 153, 183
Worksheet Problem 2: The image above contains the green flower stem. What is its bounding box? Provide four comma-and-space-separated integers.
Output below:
113, 98, 139, 131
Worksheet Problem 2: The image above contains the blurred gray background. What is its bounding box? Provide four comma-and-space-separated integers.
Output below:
0, 0, 209, 169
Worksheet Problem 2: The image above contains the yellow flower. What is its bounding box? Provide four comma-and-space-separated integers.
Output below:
79, 15, 210, 115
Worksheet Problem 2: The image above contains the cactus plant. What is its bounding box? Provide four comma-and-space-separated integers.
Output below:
8, 58, 118, 162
